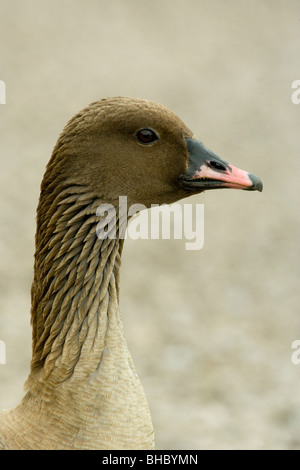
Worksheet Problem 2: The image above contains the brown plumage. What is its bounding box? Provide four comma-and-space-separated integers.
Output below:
0, 97, 262, 449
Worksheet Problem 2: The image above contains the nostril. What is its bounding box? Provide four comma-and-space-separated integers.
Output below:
209, 160, 227, 171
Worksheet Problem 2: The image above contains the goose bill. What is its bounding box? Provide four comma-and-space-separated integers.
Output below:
180, 138, 263, 192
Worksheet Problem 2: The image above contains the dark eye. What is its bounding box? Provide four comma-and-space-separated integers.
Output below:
136, 128, 159, 145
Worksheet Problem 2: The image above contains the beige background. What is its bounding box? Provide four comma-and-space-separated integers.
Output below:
0, 0, 299, 449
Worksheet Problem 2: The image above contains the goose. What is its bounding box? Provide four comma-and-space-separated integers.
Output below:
0, 97, 262, 450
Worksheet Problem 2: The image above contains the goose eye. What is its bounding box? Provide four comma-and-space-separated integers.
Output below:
136, 128, 159, 145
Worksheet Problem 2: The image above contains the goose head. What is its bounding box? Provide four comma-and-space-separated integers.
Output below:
48, 96, 262, 211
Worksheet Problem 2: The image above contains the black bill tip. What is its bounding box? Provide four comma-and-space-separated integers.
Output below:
247, 173, 263, 192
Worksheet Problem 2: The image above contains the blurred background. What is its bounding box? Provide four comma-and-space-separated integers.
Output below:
0, 0, 299, 450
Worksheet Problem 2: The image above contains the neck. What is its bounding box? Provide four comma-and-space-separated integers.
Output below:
17, 183, 154, 449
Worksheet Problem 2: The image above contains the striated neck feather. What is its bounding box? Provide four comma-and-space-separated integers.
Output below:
3, 182, 154, 449
29, 184, 120, 384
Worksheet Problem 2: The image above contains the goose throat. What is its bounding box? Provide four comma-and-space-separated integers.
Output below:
28, 184, 125, 388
